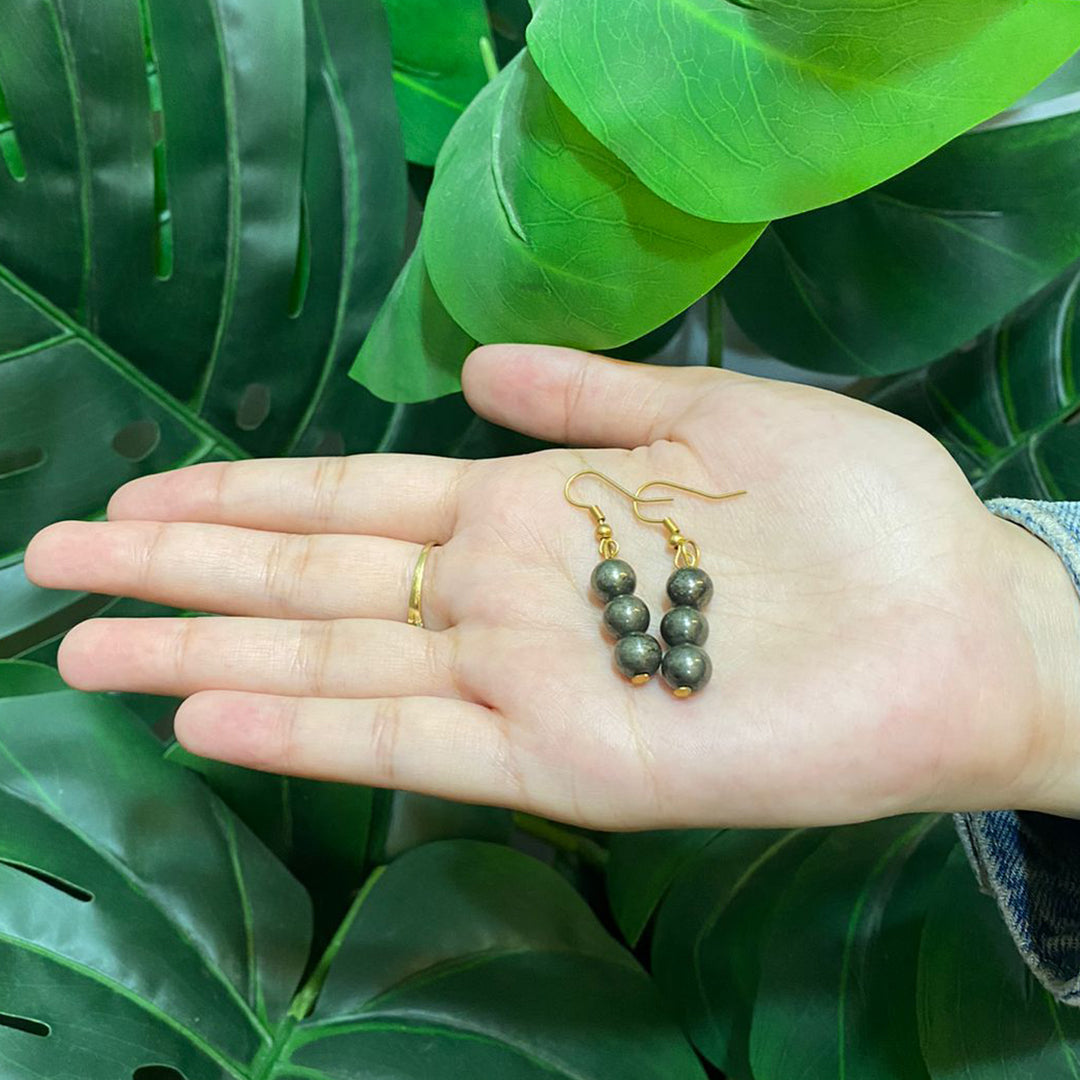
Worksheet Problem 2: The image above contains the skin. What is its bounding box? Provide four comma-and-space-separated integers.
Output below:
24, 344, 1080, 829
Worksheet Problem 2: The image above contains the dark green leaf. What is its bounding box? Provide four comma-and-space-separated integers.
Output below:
0, 662, 313, 1076
0, 659, 67, 697
0, 267, 241, 651
283, 840, 708, 1080
368, 790, 513, 862
383, 0, 494, 165
0, 670, 706, 1078
606, 829, 721, 947
725, 99, 1080, 375
526, 0, 1080, 222
749, 815, 954, 1080
166, 741, 375, 935
421, 53, 762, 353
918, 847, 1080, 1078
871, 266, 1080, 499
651, 828, 826, 1078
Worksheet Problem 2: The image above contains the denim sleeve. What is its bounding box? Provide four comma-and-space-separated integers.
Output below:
954, 499, 1080, 1004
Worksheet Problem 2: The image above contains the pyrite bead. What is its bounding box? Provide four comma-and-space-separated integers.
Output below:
591, 558, 636, 601
661, 605, 709, 647
667, 566, 714, 609
614, 632, 662, 682
661, 644, 712, 696
604, 594, 651, 638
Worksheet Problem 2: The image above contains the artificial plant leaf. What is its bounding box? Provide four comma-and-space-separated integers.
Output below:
0, 677, 706, 1079
280, 840, 708, 1079
651, 827, 826, 1079
0, 659, 66, 697
0, 660, 313, 1077
724, 94, 1080, 376
421, 52, 763, 353
165, 741, 376, 937
918, 846, 1080, 1077
526, 0, 1080, 223
871, 265, 1080, 499
382, 0, 494, 166
368, 790, 513, 862
749, 815, 954, 1080
350, 235, 477, 401
605, 829, 721, 947
0, 0, 410, 455
0, 268, 241, 653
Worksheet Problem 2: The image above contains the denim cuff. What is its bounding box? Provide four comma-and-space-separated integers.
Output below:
954, 499, 1080, 1004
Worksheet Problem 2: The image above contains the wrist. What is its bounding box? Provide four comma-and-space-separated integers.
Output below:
993, 513, 1080, 815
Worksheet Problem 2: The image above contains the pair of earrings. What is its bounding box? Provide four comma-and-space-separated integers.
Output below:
564, 470, 745, 697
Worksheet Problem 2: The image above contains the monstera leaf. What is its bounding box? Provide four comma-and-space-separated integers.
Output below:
747, 816, 954, 1080
871, 265, 1080, 499
0, 661, 706, 1079
918, 848, 1080, 1079
649, 828, 827, 1080
0, 0, 536, 653
724, 69, 1080, 376
383, 0, 495, 165
605, 829, 721, 948
525, 0, 1080, 222
353, 52, 762, 398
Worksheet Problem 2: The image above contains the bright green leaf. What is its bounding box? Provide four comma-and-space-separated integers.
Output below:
749, 815, 954, 1080
871, 266, 1080, 499
422, 52, 763, 351
526, 0, 1080, 222
350, 236, 477, 401
651, 827, 826, 1078
725, 95, 1080, 375
383, 0, 494, 165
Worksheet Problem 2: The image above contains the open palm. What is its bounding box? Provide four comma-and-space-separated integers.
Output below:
25, 345, 1077, 829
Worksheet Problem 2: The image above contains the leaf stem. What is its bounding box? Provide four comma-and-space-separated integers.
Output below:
288, 865, 386, 1021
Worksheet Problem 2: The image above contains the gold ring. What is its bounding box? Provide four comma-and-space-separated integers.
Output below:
407, 542, 435, 628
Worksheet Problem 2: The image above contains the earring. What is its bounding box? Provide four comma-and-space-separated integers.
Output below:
564, 470, 671, 686
634, 480, 746, 698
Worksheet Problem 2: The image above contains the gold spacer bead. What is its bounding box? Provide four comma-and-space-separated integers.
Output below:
596, 523, 613, 539
630, 673, 651, 686
673, 686, 693, 698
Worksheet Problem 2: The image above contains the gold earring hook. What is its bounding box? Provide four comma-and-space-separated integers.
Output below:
564, 469, 673, 561
632, 479, 746, 569
563, 469, 672, 513
631, 480, 746, 525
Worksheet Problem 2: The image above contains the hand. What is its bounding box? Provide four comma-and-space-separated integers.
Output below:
24, 346, 1080, 829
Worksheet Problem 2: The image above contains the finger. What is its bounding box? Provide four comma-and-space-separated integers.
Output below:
106, 453, 468, 539
25, 520, 449, 625
174, 690, 532, 810
58, 617, 469, 701
462, 343, 742, 448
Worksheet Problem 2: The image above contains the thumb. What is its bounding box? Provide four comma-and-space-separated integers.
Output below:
461, 344, 739, 448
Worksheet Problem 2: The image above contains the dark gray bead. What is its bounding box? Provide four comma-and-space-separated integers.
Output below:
603, 594, 650, 638
661, 605, 709, 647
614, 633, 662, 682
661, 644, 712, 696
591, 558, 636, 601
667, 566, 714, 609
